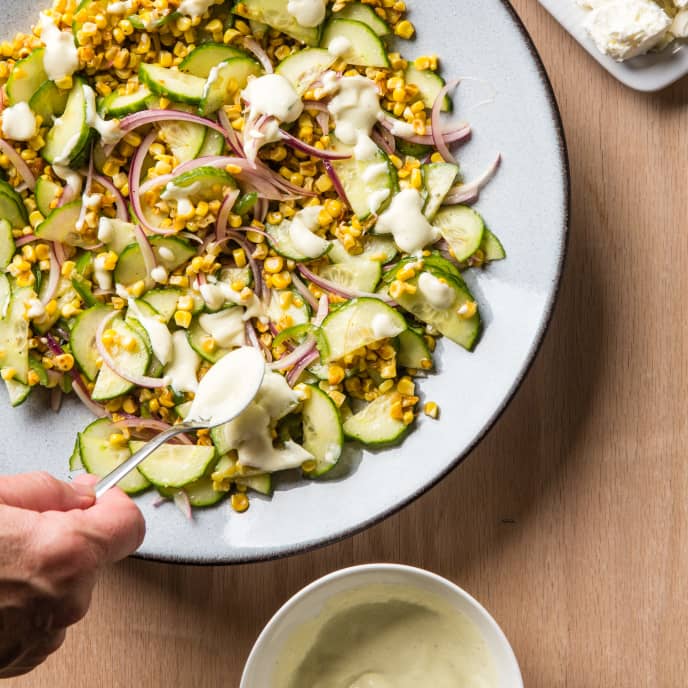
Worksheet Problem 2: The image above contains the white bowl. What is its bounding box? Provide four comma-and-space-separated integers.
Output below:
241, 564, 523, 688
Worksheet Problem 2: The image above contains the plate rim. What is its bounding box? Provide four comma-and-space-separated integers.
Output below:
133, 0, 571, 567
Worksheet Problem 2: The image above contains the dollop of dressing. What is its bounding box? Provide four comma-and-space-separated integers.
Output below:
375, 189, 439, 254
178, 0, 221, 19
39, 13, 79, 81
371, 312, 403, 339
418, 272, 455, 310
288, 206, 330, 259
328, 35, 352, 57
242, 74, 304, 124
198, 309, 246, 349
161, 181, 200, 218
106, 0, 134, 14
328, 76, 381, 149
2, 102, 37, 141
185, 346, 265, 427
287, 0, 327, 27
83, 84, 122, 144
93, 254, 113, 291
165, 330, 200, 393
128, 299, 173, 366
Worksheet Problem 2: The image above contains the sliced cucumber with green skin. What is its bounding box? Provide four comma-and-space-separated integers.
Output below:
199, 57, 262, 116
330, 140, 397, 220
396, 267, 480, 350
219, 264, 253, 288
158, 119, 207, 164
320, 19, 390, 68
396, 139, 432, 158
6, 49, 47, 105
343, 392, 409, 446
405, 65, 452, 112
197, 127, 226, 157
100, 218, 136, 255
91, 317, 151, 401
0, 220, 14, 270
267, 220, 331, 262
422, 163, 459, 221
98, 86, 151, 117
71, 305, 113, 381
114, 237, 196, 287
170, 166, 237, 199
233, 192, 257, 217
158, 454, 233, 507
334, 3, 389, 36
142, 288, 182, 323
79, 418, 151, 494
35, 201, 87, 247
267, 289, 310, 327
28, 353, 49, 387
302, 385, 343, 478
320, 258, 381, 294
128, 10, 179, 30
5, 379, 31, 407
68, 436, 83, 471
42, 78, 91, 165
322, 298, 406, 363
187, 317, 232, 363
131, 440, 216, 489
0, 286, 32, 384
139, 64, 206, 106
433, 205, 485, 262
329, 236, 398, 265
0, 180, 29, 228
29, 81, 69, 124
180, 43, 249, 77
236, 473, 273, 496
276, 48, 336, 95
422, 253, 463, 282
35, 177, 62, 217
481, 228, 506, 262
397, 328, 432, 369
232, 0, 321, 46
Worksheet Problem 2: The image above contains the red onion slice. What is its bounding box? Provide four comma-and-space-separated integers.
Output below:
216, 187, 241, 241
323, 160, 350, 207
53, 241, 66, 267
269, 335, 316, 371
40, 245, 61, 305
378, 113, 471, 146
217, 109, 245, 157
242, 37, 273, 73
442, 153, 502, 206
15, 234, 38, 247
72, 376, 109, 417
114, 416, 193, 444
279, 129, 351, 160
431, 80, 460, 164
290, 271, 319, 311
286, 348, 319, 387
50, 386, 63, 413
298, 265, 396, 304
133, 223, 158, 285
0, 139, 36, 190
371, 126, 395, 155
58, 171, 83, 208
120, 109, 232, 141
314, 294, 329, 326
93, 173, 129, 221
173, 489, 193, 520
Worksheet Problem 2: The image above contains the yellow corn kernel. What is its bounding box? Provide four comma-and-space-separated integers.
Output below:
325, 199, 343, 218
28, 210, 44, 228
430, 152, 444, 164
380, 361, 397, 379
121, 397, 137, 415
314, 174, 333, 193
328, 389, 346, 407
54, 353, 75, 372
458, 300, 477, 319
397, 377, 415, 396
169, 275, 189, 288
228, 247, 246, 268
410, 168, 423, 190
279, 291, 293, 309
149, 398, 161, 413
390, 398, 403, 420
231, 493, 249, 513
328, 364, 345, 385
174, 310, 192, 328
0, 367, 16, 381
177, 295, 195, 312
301, 459, 317, 474
389, 280, 404, 300
129, 280, 146, 298
27, 369, 40, 386
395, 20, 415, 39
201, 336, 217, 354
264, 256, 284, 274
402, 410, 415, 425
44, 299, 58, 317
120, 335, 138, 352
271, 271, 292, 289
34, 243, 50, 261
60, 260, 76, 278
420, 358, 433, 370
396, 266, 416, 282
109, 433, 128, 448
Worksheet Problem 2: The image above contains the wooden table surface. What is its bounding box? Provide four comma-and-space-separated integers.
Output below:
9, 1, 688, 686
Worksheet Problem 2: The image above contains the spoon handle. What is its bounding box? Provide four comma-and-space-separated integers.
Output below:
94, 424, 193, 499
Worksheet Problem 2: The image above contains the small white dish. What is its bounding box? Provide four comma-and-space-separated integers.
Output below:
241, 564, 523, 688
539, 0, 688, 91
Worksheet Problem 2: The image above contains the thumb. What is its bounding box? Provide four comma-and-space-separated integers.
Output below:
0, 472, 95, 512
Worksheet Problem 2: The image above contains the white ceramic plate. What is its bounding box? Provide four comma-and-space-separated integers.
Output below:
0, 0, 568, 563
539, 0, 688, 91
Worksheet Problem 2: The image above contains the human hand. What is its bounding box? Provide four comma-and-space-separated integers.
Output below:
0, 472, 145, 678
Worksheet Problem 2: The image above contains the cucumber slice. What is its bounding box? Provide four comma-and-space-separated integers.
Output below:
396, 268, 480, 350
180, 43, 249, 77
433, 205, 485, 262
422, 163, 459, 221
98, 86, 151, 117
276, 48, 336, 95
334, 3, 389, 36
5, 379, 31, 407
235, 473, 273, 496
329, 235, 398, 265
321, 298, 406, 363
267, 220, 331, 262
128, 10, 179, 30
0, 219, 15, 270
302, 385, 343, 477
169, 166, 238, 199
320, 19, 390, 68
405, 65, 452, 112
158, 119, 207, 164
199, 57, 262, 116
138, 64, 206, 106
320, 258, 381, 293
71, 305, 113, 381
99, 218, 136, 255
219, 264, 253, 289
35, 201, 87, 247
158, 454, 232, 507
330, 140, 397, 220
397, 328, 432, 369
68, 435, 83, 471
421, 253, 463, 282
33, 278, 76, 335
266, 289, 310, 327
232, 0, 321, 46
142, 288, 182, 323
35, 177, 62, 217
481, 228, 506, 262
131, 440, 216, 489
0, 286, 32, 384
187, 317, 232, 363
0, 180, 29, 228
42, 78, 91, 165
79, 418, 151, 494
197, 127, 226, 157
114, 237, 196, 287
6, 49, 47, 105
91, 317, 151, 401
29, 81, 69, 124
343, 392, 409, 446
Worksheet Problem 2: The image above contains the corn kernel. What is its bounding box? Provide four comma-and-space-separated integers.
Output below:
264, 256, 284, 274
231, 493, 249, 513
177, 295, 195, 312
271, 271, 292, 289
174, 310, 192, 328
328, 364, 345, 385
420, 358, 433, 370
458, 300, 477, 319
302, 459, 317, 473
129, 280, 146, 298
402, 410, 415, 425
424, 402, 439, 419
60, 260, 75, 278
54, 353, 74, 372
0, 367, 16, 381
397, 377, 415, 396
27, 369, 40, 386
201, 336, 216, 354
122, 397, 137, 415
109, 433, 128, 448
395, 20, 415, 39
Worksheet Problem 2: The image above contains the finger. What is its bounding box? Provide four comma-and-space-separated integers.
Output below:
0, 472, 95, 512
0, 629, 66, 678
77, 488, 145, 563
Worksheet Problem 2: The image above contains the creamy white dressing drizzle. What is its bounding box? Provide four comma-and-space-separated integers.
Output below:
83, 84, 123, 144
93, 254, 113, 291
199, 283, 227, 311
288, 205, 330, 259
242, 74, 304, 124
178, 0, 221, 18
165, 330, 200, 393
286, 0, 327, 27
157, 245, 175, 263
371, 312, 403, 339
361, 161, 389, 184
198, 308, 246, 348
26, 298, 46, 319
185, 346, 265, 426
418, 272, 455, 310
106, 0, 134, 14
367, 188, 390, 214
328, 76, 382, 147
327, 35, 352, 56
83, 192, 102, 209
2, 102, 37, 141
161, 181, 200, 218
150, 265, 168, 284
52, 163, 83, 197
353, 133, 379, 162
38, 13, 79, 81
128, 299, 173, 365
375, 189, 440, 254
389, 118, 416, 138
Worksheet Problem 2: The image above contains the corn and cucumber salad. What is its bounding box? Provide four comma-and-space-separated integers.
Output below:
0, 0, 504, 515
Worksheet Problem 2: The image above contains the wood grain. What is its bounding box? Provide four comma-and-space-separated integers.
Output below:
9, 2, 688, 686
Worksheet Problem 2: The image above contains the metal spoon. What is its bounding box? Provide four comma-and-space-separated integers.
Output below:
94, 347, 266, 499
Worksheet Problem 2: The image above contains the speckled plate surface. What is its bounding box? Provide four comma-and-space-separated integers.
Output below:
0, 0, 568, 564
540, 0, 688, 92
